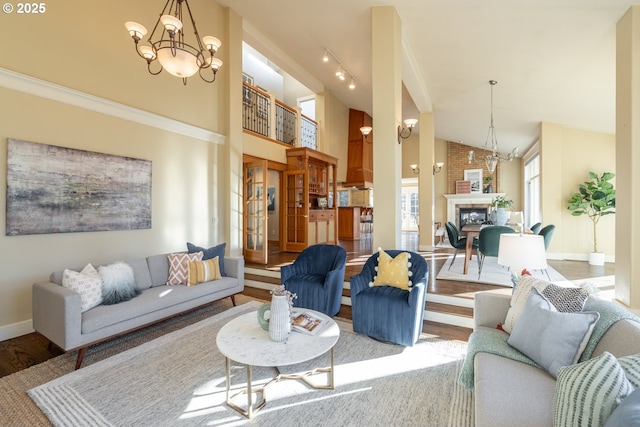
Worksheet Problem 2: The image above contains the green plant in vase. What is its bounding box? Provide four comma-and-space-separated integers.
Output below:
483, 176, 493, 193
490, 195, 513, 225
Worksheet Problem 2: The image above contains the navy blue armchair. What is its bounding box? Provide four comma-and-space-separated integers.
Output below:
350, 250, 429, 346
280, 244, 347, 317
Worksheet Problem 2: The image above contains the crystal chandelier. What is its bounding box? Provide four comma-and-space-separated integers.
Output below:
125, 0, 223, 85
468, 80, 518, 173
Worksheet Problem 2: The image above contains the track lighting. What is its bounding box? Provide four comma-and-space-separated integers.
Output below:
322, 48, 357, 90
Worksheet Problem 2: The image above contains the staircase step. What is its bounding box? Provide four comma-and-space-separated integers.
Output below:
426, 301, 473, 318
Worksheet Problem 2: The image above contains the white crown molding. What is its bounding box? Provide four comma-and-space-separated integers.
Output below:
0, 67, 226, 145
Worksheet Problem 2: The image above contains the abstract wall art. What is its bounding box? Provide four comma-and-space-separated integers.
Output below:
6, 138, 152, 236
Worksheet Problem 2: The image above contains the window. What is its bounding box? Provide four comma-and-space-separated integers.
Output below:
524, 154, 541, 229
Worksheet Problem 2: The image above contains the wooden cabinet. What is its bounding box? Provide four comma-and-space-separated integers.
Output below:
309, 210, 336, 245
338, 207, 361, 240
343, 109, 373, 188
283, 147, 338, 252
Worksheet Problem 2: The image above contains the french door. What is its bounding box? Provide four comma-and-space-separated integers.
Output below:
243, 160, 268, 264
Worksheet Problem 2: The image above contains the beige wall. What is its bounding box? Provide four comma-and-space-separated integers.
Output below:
541, 122, 616, 260
0, 0, 230, 337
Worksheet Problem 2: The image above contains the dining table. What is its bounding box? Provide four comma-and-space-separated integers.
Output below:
460, 223, 531, 274
461, 223, 483, 274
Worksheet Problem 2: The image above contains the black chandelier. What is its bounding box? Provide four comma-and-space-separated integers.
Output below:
125, 0, 223, 85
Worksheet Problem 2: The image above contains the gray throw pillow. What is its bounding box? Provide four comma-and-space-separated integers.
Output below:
507, 288, 600, 377
187, 242, 226, 276
541, 282, 589, 312
604, 387, 640, 427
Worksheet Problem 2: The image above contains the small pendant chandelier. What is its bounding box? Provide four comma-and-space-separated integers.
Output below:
468, 80, 518, 174
125, 0, 223, 85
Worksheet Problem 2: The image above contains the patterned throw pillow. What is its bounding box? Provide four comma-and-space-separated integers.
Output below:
187, 257, 221, 286
554, 352, 633, 427
167, 252, 203, 285
502, 275, 550, 333
618, 353, 640, 389
62, 263, 103, 312
370, 248, 412, 291
541, 283, 589, 312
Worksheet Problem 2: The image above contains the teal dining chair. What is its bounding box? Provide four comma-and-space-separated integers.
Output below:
477, 225, 516, 279
445, 222, 478, 270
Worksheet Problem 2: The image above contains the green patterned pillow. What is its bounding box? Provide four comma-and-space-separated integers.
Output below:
554, 352, 633, 427
618, 353, 640, 389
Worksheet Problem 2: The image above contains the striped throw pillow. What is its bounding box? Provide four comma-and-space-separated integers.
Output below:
554, 352, 633, 427
618, 353, 640, 389
166, 252, 203, 285
541, 283, 589, 312
187, 257, 221, 286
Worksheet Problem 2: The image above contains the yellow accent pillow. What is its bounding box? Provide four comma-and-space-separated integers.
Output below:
187, 256, 221, 286
371, 248, 412, 290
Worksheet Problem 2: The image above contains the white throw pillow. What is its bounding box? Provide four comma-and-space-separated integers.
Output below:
99, 262, 140, 305
62, 263, 103, 312
502, 275, 550, 333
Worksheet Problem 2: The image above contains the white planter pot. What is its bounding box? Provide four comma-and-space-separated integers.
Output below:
588, 252, 605, 266
492, 208, 509, 226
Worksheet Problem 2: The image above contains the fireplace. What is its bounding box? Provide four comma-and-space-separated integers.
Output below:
459, 207, 488, 228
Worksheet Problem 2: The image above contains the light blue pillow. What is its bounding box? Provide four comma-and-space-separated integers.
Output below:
604, 387, 640, 427
187, 242, 226, 276
507, 287, 600, 377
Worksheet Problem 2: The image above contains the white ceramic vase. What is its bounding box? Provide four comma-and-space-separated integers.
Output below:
267, 294, 291, 342
493, 208, 509, 226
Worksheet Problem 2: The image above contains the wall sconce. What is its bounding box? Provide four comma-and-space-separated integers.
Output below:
433, 162, 444, 175
397, 118, 418, 144
410, 164, 420, 174
360, 126, 373, 144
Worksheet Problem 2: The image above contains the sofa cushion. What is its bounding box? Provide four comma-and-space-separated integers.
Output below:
81, 277, 239, 334
99, 262, 141, 305
508, 288, 600, 377
187, 257, 221, 286
554, 352, 633, 427
125, 257, 153, 290
187, 242, 226, 277
474, 352, 555, 427
370, 248, 412, 290
604, 387, 640, 427
167, 252, 203, 285
62, 264, 103, 312
147, 254, 170, 287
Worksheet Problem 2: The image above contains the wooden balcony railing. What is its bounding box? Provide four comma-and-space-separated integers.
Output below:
242, 82, 317, 149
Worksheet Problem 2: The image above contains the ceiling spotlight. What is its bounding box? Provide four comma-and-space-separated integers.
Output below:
323, 50, 329, 62
349, 78, 356, 90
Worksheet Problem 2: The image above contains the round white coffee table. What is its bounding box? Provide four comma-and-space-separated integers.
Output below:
216, 309, 340, 419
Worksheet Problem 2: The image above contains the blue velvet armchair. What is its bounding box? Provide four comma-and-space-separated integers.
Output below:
350, 250, 429, 346
280, 244, 347, 317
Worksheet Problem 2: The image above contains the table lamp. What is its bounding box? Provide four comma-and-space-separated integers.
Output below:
498, 234, 547, 281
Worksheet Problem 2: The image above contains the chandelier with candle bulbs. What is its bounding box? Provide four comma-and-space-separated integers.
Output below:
468, 80, 518, 173
125, 0, 223, 85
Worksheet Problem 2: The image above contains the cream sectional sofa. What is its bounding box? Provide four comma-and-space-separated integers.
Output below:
470, 290, 640, 427
32, 252, 244, 369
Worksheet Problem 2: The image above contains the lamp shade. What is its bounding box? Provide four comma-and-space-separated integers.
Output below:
157, 47, 199, 78
497, 234, 547, 272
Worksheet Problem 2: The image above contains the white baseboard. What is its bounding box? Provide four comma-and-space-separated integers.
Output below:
0, 319, 34, 341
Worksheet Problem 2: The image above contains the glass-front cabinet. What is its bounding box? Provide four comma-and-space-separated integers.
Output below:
283, 147, 338, 252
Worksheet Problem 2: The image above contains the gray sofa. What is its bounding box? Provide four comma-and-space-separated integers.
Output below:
32, 252, 244, 369
472, 290, 640, 427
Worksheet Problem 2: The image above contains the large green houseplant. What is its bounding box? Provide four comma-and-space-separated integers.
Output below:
567, 171, 616, 265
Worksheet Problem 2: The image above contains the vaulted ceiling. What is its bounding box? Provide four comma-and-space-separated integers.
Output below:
217, 0, 638, 155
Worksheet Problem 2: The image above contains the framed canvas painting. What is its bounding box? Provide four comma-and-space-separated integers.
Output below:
464, 169, 483, 193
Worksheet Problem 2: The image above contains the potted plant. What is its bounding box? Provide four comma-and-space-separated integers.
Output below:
567, 171, 616, 266
483, 176, 493, 193
491, 195, 513, 225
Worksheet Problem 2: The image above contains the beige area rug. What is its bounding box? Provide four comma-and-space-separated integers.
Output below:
23, 300, 473, 427
436, 255, 567, 287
